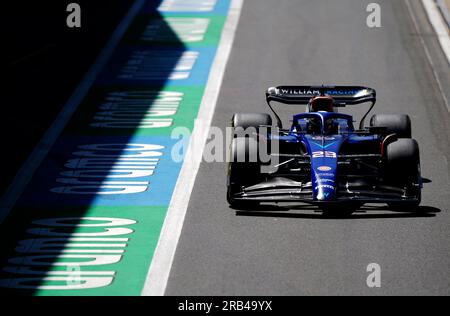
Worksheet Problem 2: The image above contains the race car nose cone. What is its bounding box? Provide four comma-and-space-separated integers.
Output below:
315, 183, 336, 201
312, 163, 338, 201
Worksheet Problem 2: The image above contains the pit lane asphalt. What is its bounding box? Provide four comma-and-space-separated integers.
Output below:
165, 0, 450, 295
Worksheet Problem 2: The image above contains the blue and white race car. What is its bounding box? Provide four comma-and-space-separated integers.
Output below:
227, 85, 422, 215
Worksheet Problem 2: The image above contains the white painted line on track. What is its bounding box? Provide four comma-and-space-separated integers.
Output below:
436, 0, 450, 28
406, 0, 450, 113
422, 0, 450, 65
0, 0, 146, 224
141, 0, 244, 296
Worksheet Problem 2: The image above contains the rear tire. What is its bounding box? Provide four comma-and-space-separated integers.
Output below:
232, 113, 272, 130
370, 114, 412, 138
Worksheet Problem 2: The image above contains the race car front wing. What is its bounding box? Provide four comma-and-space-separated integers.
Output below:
230, 177, 421, 205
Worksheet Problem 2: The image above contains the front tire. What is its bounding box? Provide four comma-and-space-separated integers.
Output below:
227, 114, 273, 210
385, 138, 421, 211
227, 137, 261, 210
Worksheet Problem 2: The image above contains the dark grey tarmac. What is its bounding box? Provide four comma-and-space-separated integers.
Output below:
166, 0, 450, 295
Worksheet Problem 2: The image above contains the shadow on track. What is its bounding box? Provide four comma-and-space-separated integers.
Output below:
0, 0, 186, 295
1, 0, 136, 196
236, 205, 441, 220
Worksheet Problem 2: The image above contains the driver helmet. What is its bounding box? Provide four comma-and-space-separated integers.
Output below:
309, 94, 335, 112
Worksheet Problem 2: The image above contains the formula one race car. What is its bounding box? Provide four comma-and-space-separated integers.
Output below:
227, 85, 422, 215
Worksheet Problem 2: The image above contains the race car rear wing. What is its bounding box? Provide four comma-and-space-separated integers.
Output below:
265, 85, 377, 129
266, 85, 376, 105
